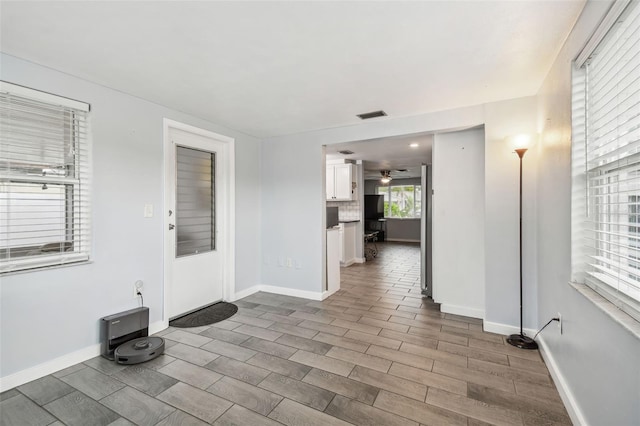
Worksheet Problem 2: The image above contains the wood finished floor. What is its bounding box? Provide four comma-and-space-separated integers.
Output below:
0, 242, 571, 426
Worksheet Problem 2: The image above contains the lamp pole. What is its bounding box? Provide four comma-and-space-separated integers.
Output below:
507, 148, 538, 350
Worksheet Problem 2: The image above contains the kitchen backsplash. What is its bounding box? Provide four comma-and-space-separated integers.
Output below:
327, 200, 360, 221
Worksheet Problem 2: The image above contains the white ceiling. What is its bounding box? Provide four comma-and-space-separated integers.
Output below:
0, 1, 585, 139
326, 132, 435, 179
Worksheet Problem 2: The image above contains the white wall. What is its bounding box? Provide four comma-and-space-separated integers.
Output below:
261, 98, 537, 324
432, 128, 485, 318
385, 220, 421, 242
261, 107, 485, 297
535, 1, 640, 424
483, 97, 539, 333
260, 140, 325, 293
0, 54, 262, 382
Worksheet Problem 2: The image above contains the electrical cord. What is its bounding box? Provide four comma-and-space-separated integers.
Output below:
533, 317, 559, 340
137, 291, 144, 307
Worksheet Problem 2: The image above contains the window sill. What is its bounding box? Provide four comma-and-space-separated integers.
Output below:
383, 217, 421, 221
0, 256, 91, 276
570, 282, 640, 340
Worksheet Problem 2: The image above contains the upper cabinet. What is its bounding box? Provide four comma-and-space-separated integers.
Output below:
327, 163, 355, 201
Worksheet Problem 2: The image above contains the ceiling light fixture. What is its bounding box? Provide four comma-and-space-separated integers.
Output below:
410, 143, 419, 148
380, 170, 392, 184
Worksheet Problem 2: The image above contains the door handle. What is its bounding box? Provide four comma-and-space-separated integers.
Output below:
169, 224, 175, 230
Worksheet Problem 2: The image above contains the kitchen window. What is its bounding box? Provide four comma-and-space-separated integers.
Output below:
571, 0, 640, 322
0, 82, 91, 274
377, 185, 421, 218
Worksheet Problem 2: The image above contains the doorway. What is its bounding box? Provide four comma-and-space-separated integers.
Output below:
323, 133, 433, 295
163, 119, 235, 321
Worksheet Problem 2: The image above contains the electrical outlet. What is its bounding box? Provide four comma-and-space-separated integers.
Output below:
557, 312, 562, 334
286, 257, 293, 268
134, 280, 144, 298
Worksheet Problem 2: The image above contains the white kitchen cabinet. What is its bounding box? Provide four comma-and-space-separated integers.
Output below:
339, 222, 357, 266
326, 163, 354, 201
326, 228, 340, 294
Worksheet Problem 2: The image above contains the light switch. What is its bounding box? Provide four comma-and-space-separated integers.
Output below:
144, 203, 153, 218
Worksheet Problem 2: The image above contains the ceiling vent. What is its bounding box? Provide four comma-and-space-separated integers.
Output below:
338, 150, 354, 155
396, 169, 408, 172
357, 110, 387, 120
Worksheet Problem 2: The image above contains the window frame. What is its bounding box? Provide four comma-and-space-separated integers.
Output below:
571, 0, 640, 323
0, 81, 91, 274
376, 184, 422, 219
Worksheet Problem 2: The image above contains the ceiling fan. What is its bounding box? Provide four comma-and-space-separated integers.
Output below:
380, 170, 392, 184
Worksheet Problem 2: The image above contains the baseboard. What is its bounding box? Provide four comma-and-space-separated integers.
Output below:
538, 336, 587, 426
260, 285, 324, 301
385, 238, 420, 243
0, 344, 100, 392
232, 285, 262, 301
483, 320, 536, 337
343, 258, 366, 265
440, 303, 484, 320
233, 284, 324, 302
149, 319, 169, 335
321, 287, 340, 300
0, 319, 167, 392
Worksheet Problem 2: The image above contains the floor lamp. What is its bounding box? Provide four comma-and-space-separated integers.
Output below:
506, 147, 538, 350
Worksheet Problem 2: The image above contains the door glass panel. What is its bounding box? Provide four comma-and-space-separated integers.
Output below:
176, 146, 215, 257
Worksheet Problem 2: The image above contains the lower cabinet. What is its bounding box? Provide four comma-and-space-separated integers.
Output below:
326, 228, 340, 293
339, 222, 357, 266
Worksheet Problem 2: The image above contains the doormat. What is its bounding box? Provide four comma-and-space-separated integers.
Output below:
169, 302, 238, 328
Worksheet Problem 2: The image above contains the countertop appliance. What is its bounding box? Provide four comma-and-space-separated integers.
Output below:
326, 206, 339, 228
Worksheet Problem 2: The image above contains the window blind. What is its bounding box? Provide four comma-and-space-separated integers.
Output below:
0, 82, 91, 273
573, 0, 640, 321
176, 146, 215, 257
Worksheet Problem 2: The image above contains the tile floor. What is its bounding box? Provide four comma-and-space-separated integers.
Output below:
0, 242, 571, 425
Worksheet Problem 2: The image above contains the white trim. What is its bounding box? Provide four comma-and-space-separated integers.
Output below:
322, 287, 340, 300
162, 118, 236, 324
0, 344, 100, 392
232, 285, 262, 301
575, 0, 632, 67
0, 253, 89, 274
354, 257, 366, 264
482, 320, 536, 337
341, 259, 356, 267
570, 282, 640, 340
0, 80, 90, 111
260, 285, 324, 301
440, 303, 484, 320
0, 320, 165, 392
386, 238, 421, 243
538, 336, 588, 426
226, 141, 236, 303
231, 284, 324, 302
150, 320, 169, 335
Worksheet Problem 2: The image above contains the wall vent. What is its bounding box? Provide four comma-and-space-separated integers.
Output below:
357, 110, 387, 120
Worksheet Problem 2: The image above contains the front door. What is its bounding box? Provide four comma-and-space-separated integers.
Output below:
164, 123, 228, 319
